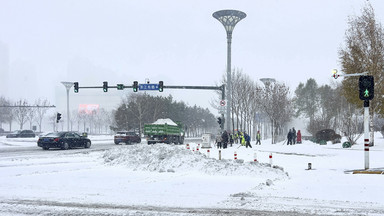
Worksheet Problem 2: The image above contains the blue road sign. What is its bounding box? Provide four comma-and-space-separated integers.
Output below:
139, 84, 159, 91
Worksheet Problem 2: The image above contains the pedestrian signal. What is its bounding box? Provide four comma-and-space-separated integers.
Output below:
359, 76, 374, 100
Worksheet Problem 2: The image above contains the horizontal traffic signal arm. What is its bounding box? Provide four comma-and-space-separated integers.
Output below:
73, 82, 226, 100
74, 85, 134, 89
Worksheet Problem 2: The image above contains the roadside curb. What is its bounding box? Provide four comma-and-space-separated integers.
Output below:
352, 170, 384, 175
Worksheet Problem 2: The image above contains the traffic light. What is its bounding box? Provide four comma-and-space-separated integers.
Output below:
103, 81, 108, 92
217, 117, 222, 125
117, 84, 124, 90
159, 81, 164, 92
133, 81, 138, 92
56, 113, 62, 123
74, 82, 79, 93
359, 76, 374, 100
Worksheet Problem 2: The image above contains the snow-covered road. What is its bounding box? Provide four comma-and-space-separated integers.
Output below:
0, 135, 383, 215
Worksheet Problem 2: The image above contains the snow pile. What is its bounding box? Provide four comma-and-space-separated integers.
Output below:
151, 118, 178, 126
102, 144, 288, 179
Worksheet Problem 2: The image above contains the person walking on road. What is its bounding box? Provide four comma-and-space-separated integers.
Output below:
287, 129, 293, 145
215, 133, 222, 149
222, 130, 229, 149
292, 127, 297, 144
256, 131, 261, 145
245, 132, 252, 148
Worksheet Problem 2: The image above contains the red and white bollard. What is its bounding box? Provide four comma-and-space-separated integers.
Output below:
186, 143, 190, 150
196, 144, 200, 152
192, 147, 195, 152
207, 149, 210, 157
253, 152, 258, 162
234, 151, 237, 160
269, 153, 273, 166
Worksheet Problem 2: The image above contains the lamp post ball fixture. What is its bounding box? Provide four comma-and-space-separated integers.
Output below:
213, 9, 246, 132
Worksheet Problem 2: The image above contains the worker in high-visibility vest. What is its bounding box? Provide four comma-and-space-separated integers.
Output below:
256, 131, 261, 145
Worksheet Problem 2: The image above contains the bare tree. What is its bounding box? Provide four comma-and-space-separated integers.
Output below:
13, 99, 29, 129
0, 97, 13, 131
340, 103, 363, 145
35, 98, 51, 132
26, 106, 36, 130
259, 82, 293, 143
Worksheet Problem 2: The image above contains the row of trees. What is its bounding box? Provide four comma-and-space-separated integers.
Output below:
0, 97, 51, 132
215, 69, 293, 143
294, 79, 366, 145
112, 94, 217, 137
221, 3, 384, 145
0, 96, 113, 134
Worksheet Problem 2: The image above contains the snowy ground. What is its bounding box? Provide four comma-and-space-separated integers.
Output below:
0, 134, 383, 215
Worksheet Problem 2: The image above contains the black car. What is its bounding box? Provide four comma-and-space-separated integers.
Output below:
114, 131, 141, 144
37, 132, 91, 150
6, 130, 36, 138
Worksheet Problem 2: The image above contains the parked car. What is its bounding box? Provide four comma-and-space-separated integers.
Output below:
37, 131, 91, 150
114, 131, 141, 144
6, 130, 36, 138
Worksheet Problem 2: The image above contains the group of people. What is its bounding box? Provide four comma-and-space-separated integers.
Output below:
215, 128, 301, 147
287, 127, 301, 145
215, 130, 262, 149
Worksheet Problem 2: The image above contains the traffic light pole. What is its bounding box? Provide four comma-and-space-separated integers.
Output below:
364, 100, 370, 170
332, 71, 374, 170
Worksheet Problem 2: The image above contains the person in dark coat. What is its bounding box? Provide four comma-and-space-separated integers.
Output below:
292, 127, 297, 144
229, 134, 234, 147
245, 133, 252, 148
287, 129, 293, 145
221, 131, 229, 149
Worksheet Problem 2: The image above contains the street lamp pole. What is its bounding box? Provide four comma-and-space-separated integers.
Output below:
213, 10, 246, 132
61, 82, 73, 131
260, 78, 276, 144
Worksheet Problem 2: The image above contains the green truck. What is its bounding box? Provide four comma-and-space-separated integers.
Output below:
144, 118, 185, 144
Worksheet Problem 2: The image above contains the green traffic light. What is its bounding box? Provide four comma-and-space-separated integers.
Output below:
117, 84, 124, 90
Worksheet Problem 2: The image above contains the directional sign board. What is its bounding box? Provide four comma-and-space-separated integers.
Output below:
139, 84, 159, 91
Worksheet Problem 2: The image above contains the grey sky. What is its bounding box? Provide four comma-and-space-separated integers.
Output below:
1, 0, 383, 114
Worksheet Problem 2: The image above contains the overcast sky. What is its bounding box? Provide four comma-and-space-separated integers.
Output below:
1, 0, 384, 115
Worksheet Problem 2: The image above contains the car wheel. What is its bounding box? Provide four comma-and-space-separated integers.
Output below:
61, 142, 69, 150
42, 147, 49, 150
84, 141, 91, 148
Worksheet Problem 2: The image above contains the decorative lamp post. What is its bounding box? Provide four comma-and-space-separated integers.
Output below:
61, 82, 73, 131
213, 9, 246, 132
260, 78, 276, 144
